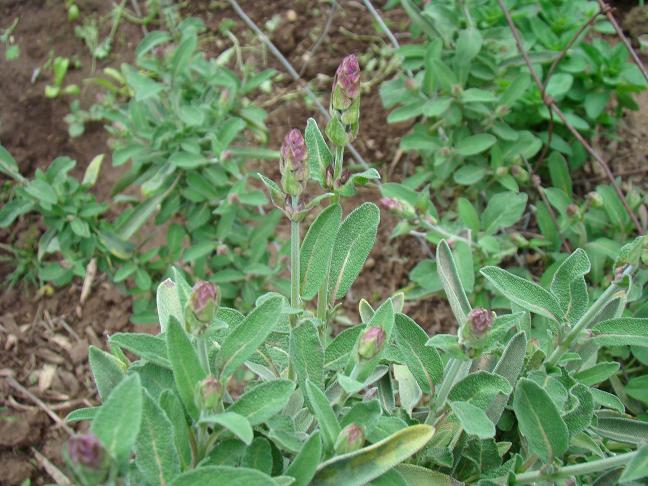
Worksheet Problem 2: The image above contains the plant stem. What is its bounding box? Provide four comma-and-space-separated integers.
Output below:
419, 219, 475, 248
514, 451, 636, 484
547, 265, 632, 365
290, 196, 301, 328
197, 336, 210, 374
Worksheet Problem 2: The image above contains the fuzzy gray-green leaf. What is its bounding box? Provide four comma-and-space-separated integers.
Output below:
311, 424, 435, 486
166, 319, 205, 420
305, 379, 340, 451
437, 240, 471, 324
135, 391, 180, 484
301, 204, 342, 300
215, 296, 283, 379
591, 317, 648, 348
89, 345, 125, 401
481, 266, 564, 322
290, 320, 324, 398
513, 378, 569, 462
487, 331, 527, 424
328, 203, 380, 301
305, 118, 333, 184
394, 313, 443, 393
284, 431, 323, 486
228, 379, 295, 426
550, 249, 590, 323
91, 374, 143, 463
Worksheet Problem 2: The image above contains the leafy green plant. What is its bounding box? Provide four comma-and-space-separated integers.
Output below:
378, 0, 647, 303
65, 53, 648, 486
0, 149, 110, 287
65, 17, 283, 319
44, 56, 80, 98
1, 17, 20, 61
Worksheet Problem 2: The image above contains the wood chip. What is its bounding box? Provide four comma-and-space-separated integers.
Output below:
38, 365, 57, 393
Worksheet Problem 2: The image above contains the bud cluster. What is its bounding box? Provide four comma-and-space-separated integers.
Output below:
327, 55, 361, 148
196, 376, 224, 412
357, 325, 386, 361
185, 280, 220, 334
279, 128, 309, 197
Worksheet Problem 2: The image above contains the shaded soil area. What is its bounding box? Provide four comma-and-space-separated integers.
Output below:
0, 0, 645, 483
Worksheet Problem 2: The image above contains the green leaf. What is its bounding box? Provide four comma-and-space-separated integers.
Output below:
311, 425, 435, 486
563, 384, 594, 436
305, 379, 340, 452
591, 318, 648, 348
486, 331, 527, 424
284, 432, 323, 486
290, 321, 324, 398
82, 154, 104, 187
574, 362, 619, 386
301, 204, 342, 300
166, 319, 206, 420
169, 151, 206, 169
242, 437, 273, 474
620, 445, 648, 482
159, 390, 192, 470
394, 314, 443, 393
305, 118, 333, 183
436, 240, 471, 324
170, 466, 276, 486
455, 134, 496, 157
228, 380, 295, 426
25, 179, 57, 205
91, 374, 143, 463
545, 73, 573, 100
393, 364, 422, 418
626, 375, 648, 404
448, 371, 512, 410
512, 378, 569, 462
215, 296, 283, 379
65, 406, 100, 423
200, 412, 254, 445
172, 33, 197, 78
457, 197, 480, 234
109, 333, 169, 368
481, 192, 527, 235
157, 278, 184, 333
481, 266, 564, 322
455, 28, 482, 67
89, 346, 125, 401
115, 192, 165, 240
548, 152, 572, 197
591, 413, 648, 445
0, 144, 23, 181
449, 401, 495, 439
590, 388, 625, 413
395, 464, 460, 486
550, 249, 590, 324
123, 64, 164, 100
328, 203, 380, 301
135, 391, 180, 484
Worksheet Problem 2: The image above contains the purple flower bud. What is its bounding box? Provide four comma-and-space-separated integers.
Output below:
186, 281, 220, 334
334, 423, 365, 454
468, 308, 493, 335
68, 434, 104, 469
280, 129, 308, 167
357, 326, 386, 360
280, 129, 309, 196
336, 55, 361, 100
196, 376, 224, 411
380, 197, 400, 211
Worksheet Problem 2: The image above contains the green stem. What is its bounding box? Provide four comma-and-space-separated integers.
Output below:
514, 451, 636, 484
197, 336, 210, 374
547, 265, 632, 366
420, 219, 475, 248
334, 145, 344, 180
290, 195, 301, 327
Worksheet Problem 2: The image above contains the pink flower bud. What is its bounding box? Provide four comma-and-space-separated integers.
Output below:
280, 129, 308, 167
357, 326, 386, 360
196, 376, 224, 411
468, 308, 493, 335
187, 281, 220, 331
68, 434, 104, 469
334, 423, 365, 454
380, 197, 401, 211
280, 128, 309, 196
335, 55, 361, 100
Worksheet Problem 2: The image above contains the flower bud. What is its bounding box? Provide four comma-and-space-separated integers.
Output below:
357, 326, 386, 360
334, 423, 365, 454
587, 191, 604, 208
331, 55, 360, 110
451, 84, 463, 96
510, 165, 529, 184
380, 197, 416, 220
196, 376, 224, 411
185, 281, 219, 333
68, 434, 104, 469
566, 204, 580, 218
495, 166, 509, 177
280, 128, 309, 196
468, 308, 493, 335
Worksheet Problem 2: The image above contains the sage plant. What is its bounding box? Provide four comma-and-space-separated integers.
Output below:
66, 54, 648, 485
